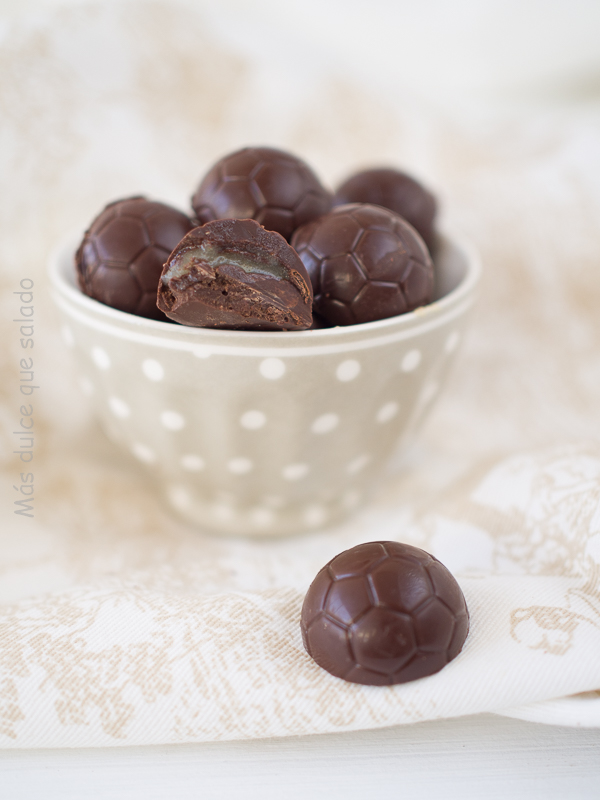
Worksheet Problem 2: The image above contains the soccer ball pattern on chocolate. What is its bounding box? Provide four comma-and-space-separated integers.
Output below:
301, 541, 469, 686
76, 197, 194, 320
333, 167, 438, 251
291, 203, 434, 326
191, 147, 332, 241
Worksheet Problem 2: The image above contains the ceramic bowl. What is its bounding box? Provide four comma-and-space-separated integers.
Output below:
49, 231, 480, 536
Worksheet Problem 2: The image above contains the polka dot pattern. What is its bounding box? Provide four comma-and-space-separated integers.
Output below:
91, 346, 111, 370
250, 508, 274, 527
71, 327, 457, 536
168, 484, 192, 511
259, 358, 286, 379
347, 454, 370, 474
304, 505, 327, 527
131, 443, 156, 464
282, 463, 309, 481
336, 359, 361, 382
311, 413, 339, 434
445, 331, 460, 353
142, 358, 164, 381
160, 410, 185, 431
228, 457, 253, 475
240, 410, 266, 430
192, 345, 212, 359
401, 349, 421, 372
108, 396, 130, 419
377, 401, 399, 423
181, 454, 205, 471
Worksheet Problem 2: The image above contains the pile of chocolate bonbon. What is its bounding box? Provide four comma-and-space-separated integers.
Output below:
301, 541, 469, 685
76, 146, 438, 330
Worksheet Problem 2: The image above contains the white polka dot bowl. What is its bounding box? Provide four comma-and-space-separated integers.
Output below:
49, 230, 480, 537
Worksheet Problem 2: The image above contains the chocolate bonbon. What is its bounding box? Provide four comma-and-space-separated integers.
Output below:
157, 218, 313, 330
301, 541, 469, 685
333, 168, 438, 250
76, 197, 194, 320
192, 146, 333, 241
291, 204, 434, 326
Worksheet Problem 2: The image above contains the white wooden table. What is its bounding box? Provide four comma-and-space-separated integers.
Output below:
2, 714, 599, 800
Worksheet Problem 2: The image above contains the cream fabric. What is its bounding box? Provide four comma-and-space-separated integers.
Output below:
1, 2, 600, 747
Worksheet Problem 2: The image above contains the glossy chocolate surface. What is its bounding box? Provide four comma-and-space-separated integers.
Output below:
333, 168, 437, 250
192, 146, 332, 241
76, 197, 194, 320
291, 204, 434, 326
157, 218, 313, 330
301, 541, 469, 686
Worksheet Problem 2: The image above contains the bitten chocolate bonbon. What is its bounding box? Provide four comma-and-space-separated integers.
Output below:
157, 218, 313, 330
291, 204, 434, 326
301, 541, 469, 685
76, 197, 194, 320
333, 168, 438, 250
191, 146, 333, 241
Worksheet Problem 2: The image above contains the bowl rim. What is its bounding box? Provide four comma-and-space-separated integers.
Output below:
48, 228, 481, 356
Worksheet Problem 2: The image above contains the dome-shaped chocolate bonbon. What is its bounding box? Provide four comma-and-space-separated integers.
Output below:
192, 146, 332, 241
301, 541, 469, 685
76, 197, 194, 320
333, 168, 437, 250
291, 204, 434, 326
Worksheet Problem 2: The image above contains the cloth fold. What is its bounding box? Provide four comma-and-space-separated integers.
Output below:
1, 573, 599, 747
